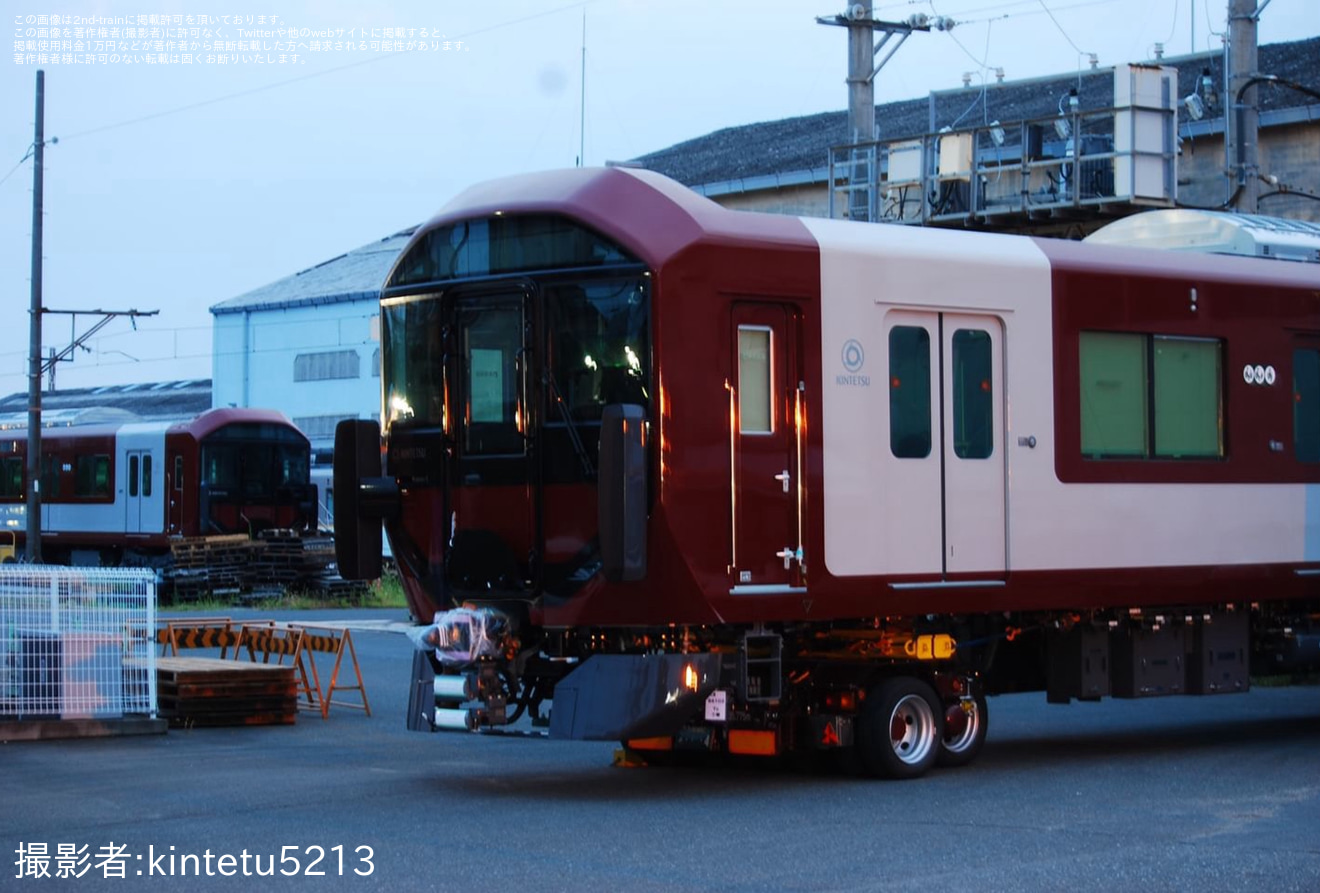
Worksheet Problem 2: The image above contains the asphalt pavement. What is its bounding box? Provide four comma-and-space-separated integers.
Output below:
3, 608, 1319, 892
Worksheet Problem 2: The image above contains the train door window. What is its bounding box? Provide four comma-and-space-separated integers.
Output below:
951, 329, 994, 459
1296, 347, 1320, 462
1153, 337, 1222, 459
42, 455, 60, 498
75, 454, 111, 497
128, 455, 139, 497
1080, 332, 1147, 457
174, 455, 184, 491
889, 326, 931, 458
738, 327, 773, 434
142, 455, 153, 496
462, 304, 524, 456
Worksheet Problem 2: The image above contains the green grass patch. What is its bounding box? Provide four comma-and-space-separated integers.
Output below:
167, 568, 408, 611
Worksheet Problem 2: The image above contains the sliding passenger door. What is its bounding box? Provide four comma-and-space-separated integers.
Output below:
881, 311, 1005, 577
941, 314, 1005, 574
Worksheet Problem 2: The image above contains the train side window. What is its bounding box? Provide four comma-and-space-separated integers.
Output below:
174, 456, 184, 491
1153, 337, 1222, 458
738, 326, 773, 434
75, 454, 111, 497
128, 455, 139, 497
1081, 332, 1223, 460
42, 455, 60, 498
1296, 348, 1320, 462
143, 455, 153, 497
889, 326, 932, 458
1080, 332, 1148, 457
0, 456, 21, 497
952, 329, 993, 459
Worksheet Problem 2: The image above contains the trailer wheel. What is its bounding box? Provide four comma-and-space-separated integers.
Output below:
937, 694, 987, 768
858, 677, 943, 780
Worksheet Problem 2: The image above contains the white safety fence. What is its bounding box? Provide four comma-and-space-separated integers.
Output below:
0, 566, 156, 721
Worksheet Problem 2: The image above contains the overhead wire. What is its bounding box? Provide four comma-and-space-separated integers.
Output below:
1035, 0, 1087, 55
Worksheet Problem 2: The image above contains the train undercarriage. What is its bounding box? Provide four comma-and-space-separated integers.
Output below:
404, 601, 1320, 779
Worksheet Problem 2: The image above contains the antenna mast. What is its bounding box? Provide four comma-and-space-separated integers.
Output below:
578, 11, 586, 167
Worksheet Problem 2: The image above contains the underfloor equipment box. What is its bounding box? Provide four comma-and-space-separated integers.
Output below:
1046, 626, 1110, 704
1112, 624, 1186, 698
1187, 612, 1249, 695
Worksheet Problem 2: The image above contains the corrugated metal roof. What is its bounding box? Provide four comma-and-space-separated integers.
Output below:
0, 379, 212, 422
634, 37, 1319, 189
209, 227, 416, 315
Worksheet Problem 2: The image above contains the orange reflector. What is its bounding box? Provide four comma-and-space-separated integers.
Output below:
626, 737, 674, 752
727, 729, 778, 757
683, 664, 699, 692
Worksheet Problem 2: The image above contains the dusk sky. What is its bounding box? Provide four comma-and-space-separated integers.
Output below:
3, 0, 1316, 399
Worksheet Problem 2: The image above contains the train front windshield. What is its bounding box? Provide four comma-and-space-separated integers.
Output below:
201, 423, 310, 498
379, 213, 651, 599
381, 214, 651, 439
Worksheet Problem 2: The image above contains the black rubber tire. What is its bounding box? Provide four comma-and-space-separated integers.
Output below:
937, 694, 988, 768
857, 677, 944, 780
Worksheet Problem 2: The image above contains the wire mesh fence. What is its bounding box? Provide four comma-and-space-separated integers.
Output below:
0, 566, 156, 721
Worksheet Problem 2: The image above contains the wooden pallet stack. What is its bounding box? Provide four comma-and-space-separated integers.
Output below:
253, 529, 307, 587
155, 657, 297, 727
163, 535, 255, 602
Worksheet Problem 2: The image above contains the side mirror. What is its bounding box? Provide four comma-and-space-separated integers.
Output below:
333, 419, 398, 580
598, 404, 647, 582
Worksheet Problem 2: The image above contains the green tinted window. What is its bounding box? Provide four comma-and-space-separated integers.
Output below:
1296, 348, 1320, 463
890, 326, 931, 459
1080, 332, 1147, 457
1154, 337, 1222, 458
952, 329, 994, 459
75, 454, 111, 497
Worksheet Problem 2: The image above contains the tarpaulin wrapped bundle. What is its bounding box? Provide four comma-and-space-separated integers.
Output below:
406, 607, 510, 667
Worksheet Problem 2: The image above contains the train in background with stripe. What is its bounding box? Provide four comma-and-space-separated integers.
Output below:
334, 166, 1320, 778
1, 408, 317, 566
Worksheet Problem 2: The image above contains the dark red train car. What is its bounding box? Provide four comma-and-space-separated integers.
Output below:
336, 167, 1320, 777
1, 408, 315, 565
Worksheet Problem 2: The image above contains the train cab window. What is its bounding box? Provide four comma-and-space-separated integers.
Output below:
75, 454, 111, 497
1296, 348, 1320, 462
143, 455, 153, 497
952, 329, 993, 459
128, 455, 139, 497
1080, 332, 1223, 460
0, 456, 21, 497
889, 326, 932, 458
544, 278, 651, 422
738, 327, 773, 434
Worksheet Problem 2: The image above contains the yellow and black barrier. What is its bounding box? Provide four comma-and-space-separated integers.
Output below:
157, 618, 244, 658
154, 619, 370, 720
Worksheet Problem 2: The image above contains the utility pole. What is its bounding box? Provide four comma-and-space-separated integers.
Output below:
1229, 0, 1260, 212
818, 4, 952, 144
847, 0, 876, 144
26, 70, 45, 563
